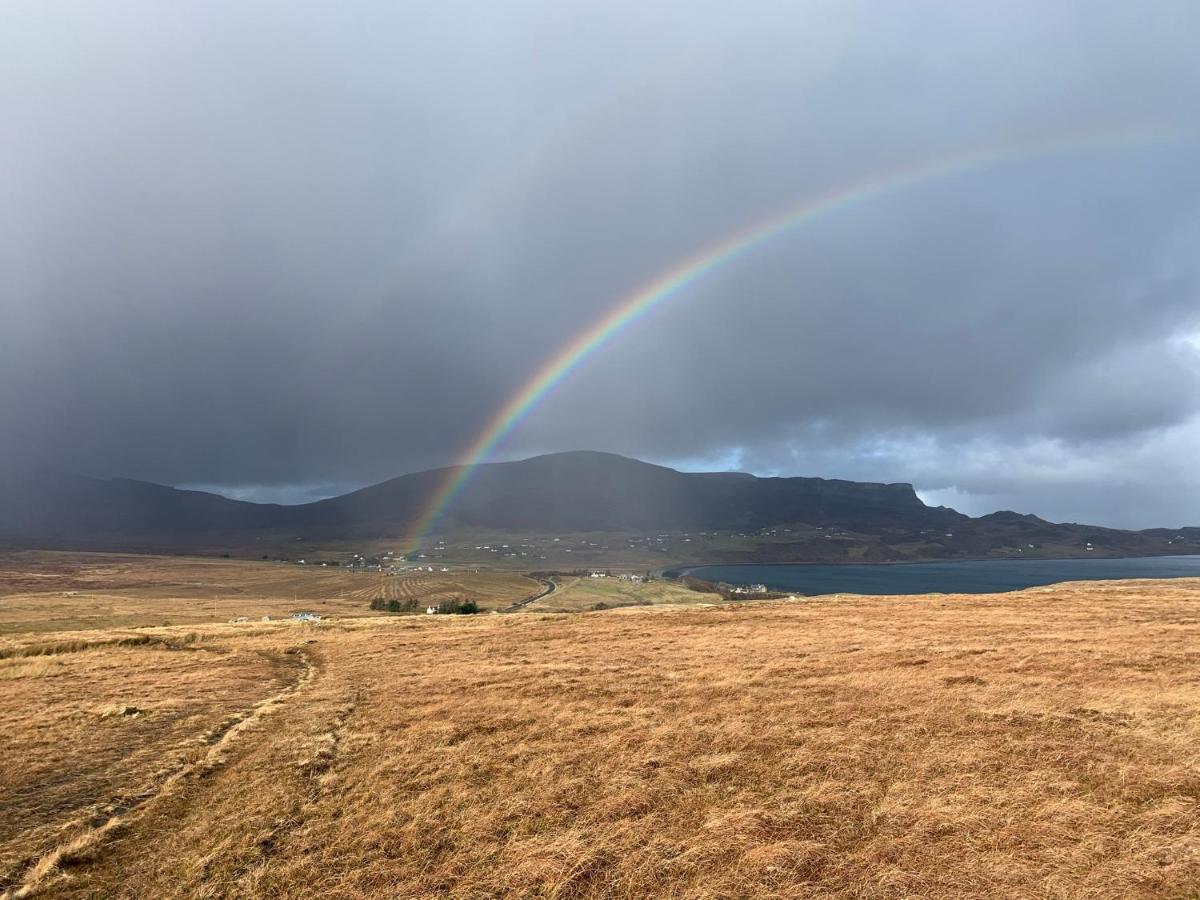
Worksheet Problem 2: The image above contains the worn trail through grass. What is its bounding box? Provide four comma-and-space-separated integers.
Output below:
1, 644, 318, 899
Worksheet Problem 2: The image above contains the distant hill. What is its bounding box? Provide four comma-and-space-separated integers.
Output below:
0, 470, 288, 539
303, 451, 956, 534
2, 451, 1197, 563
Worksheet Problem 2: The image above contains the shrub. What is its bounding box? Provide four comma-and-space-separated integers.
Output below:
435, 597, 480, 615
370, 598, 418, 613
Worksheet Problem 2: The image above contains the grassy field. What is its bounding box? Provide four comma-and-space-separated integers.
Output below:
0, 551, 540, 634
1, 555, 1198, 898
528, 575, 713, 612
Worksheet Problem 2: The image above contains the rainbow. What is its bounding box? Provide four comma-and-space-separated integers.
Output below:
402, 125, 1175, 554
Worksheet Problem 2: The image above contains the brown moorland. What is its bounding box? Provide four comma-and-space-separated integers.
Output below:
0, 562, 1197, 898
0, 551, 539, 634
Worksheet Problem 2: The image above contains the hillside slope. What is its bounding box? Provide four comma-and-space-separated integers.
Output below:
306, 451, 957, 534
4, 579, 1199, 897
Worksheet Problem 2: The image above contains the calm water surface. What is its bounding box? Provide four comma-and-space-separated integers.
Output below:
682, 555, 1200, 596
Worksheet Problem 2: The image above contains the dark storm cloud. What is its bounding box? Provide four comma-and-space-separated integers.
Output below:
2, 1, 1199, 523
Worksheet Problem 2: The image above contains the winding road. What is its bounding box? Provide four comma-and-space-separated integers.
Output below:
504, 576, 557, 612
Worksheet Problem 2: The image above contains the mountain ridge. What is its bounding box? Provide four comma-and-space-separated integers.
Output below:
2, 451, 1197, 563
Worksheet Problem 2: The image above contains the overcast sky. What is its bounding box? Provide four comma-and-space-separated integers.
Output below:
3, 1, 1199, 527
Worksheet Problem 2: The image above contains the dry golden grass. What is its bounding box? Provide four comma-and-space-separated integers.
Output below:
0, 629, 304, 886
0, 564, 1198, 898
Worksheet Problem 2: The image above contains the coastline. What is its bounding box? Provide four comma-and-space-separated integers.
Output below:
668, 554, 1200, 593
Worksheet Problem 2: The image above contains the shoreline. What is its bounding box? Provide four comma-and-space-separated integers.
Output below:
669, 553, 1200, 592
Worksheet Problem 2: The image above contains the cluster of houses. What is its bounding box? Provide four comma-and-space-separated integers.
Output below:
587, 571, 649, 583
296, 552, 458, 576
728, 583, 769, 595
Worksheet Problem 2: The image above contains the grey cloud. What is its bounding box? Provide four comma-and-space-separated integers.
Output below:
2, 0, 1199, 526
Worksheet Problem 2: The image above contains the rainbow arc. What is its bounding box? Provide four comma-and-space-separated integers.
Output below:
401, 126, 1178, 555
